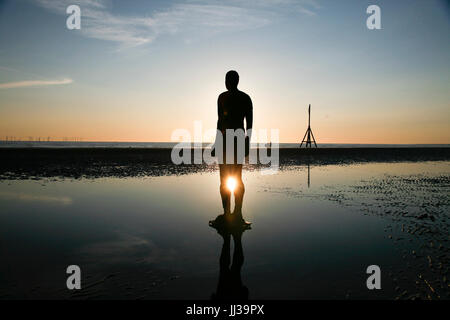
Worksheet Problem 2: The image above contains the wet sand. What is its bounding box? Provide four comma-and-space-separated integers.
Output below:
0, 147, 449, 179
269, 166, 450, 300
335, 173, 449, 300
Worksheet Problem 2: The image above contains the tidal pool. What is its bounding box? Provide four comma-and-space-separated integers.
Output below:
0, 161, 448, 299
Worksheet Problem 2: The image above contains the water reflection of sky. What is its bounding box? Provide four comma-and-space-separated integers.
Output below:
0, 161, 448, 299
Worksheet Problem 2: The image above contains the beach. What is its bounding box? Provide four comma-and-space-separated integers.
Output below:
0, 148, 449, 300
0, 147, 448, 179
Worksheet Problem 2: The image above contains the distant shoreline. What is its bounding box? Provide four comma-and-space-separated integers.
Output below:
0, 147, 449, 180
0, 141, 449, 149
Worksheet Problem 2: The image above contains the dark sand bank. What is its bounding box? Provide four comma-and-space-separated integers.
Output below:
1, 147, 449, 179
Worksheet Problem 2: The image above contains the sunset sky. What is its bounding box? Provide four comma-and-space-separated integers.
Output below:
0, 0, 449, 143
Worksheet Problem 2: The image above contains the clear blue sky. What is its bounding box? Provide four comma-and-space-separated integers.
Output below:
0, 0, 449, 143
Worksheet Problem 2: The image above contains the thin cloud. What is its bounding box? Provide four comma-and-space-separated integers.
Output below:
298, 7, 317, 16
0, 78, 73, 89
32, 0, 320, 48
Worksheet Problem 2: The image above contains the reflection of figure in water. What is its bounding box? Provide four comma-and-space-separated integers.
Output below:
214, 70, 253, 225
307, 163, 311, 188
210, 215, 250, 300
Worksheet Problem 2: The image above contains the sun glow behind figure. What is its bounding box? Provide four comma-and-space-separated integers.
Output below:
227, 177, 237, 192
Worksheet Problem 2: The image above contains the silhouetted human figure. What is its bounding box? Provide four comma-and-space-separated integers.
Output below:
210, 215, 250, 301
216, 70, 253, 223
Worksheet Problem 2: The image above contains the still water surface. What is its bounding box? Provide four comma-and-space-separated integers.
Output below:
0, 162, 448, 299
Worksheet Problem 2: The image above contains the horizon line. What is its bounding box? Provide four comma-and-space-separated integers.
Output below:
1, 140, 449, 146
